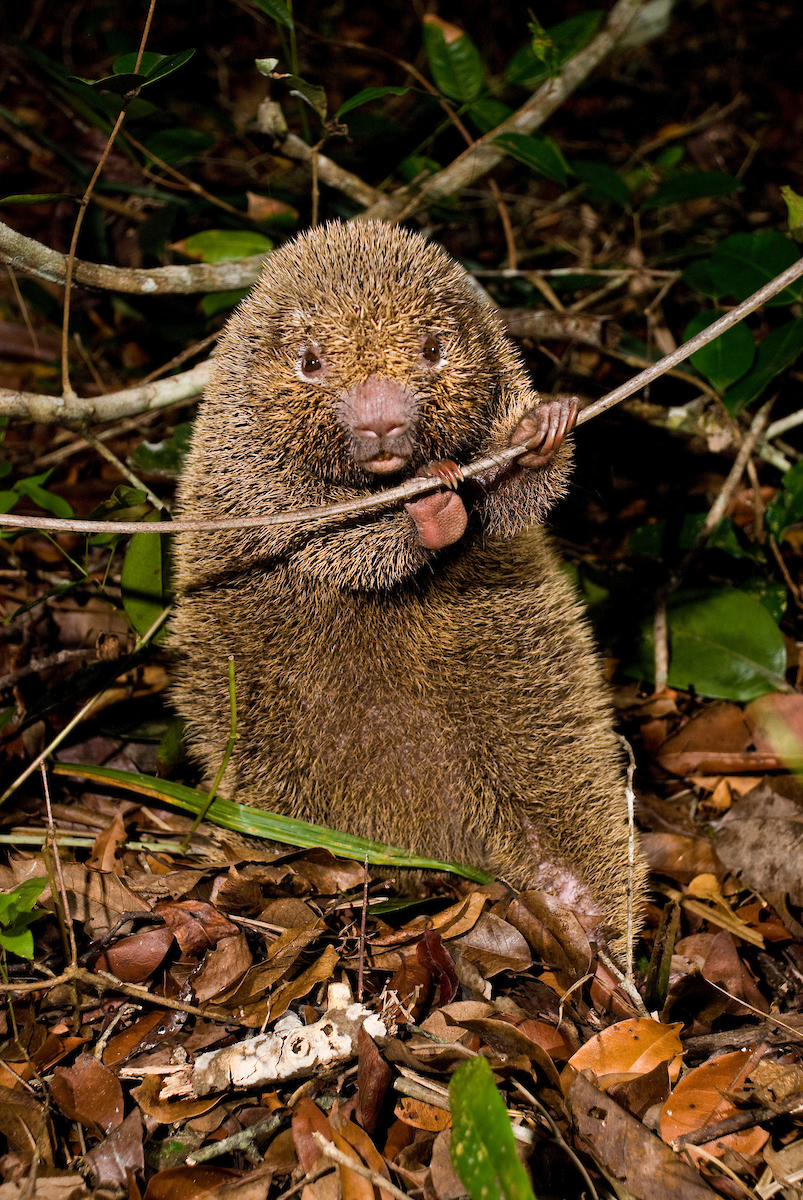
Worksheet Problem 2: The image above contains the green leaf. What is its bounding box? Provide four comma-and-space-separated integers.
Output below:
396, 155, 440, 183
493, 133, 569, 186
467, 98, 513, 134
678, 514, 758, 561
684, 310, 755, 391
641, 171, 742, 210
336, 86, 410, 118
627, 520, 666, 559
706, 231, 803, 307
0, 878, 47, 924
250, 0, 294, 30
0, 929, 34, 959
77, 48, 195, 94
14, 473, 74, 519
681, 257, 722, 298
144, 128, 216, 165
766, 460, 803, 541
52, 762, 493, 883
505, 12, 604, 88
572, 160, 630, 207
0, 193, 76, 205
722, 318, 803, 415
626, 588, 788, 701
121, 521, 172, 640
200, 289, 249, 318
449, 1058, 536, 1200
129, 423, 193, 477
180, 229, 273, 263
422, 16, 485, 103
283, 76, 327, 122
781, 185, 803, 243
741, 577, 787, 623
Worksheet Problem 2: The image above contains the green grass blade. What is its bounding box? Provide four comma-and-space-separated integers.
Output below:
52, 762, 493, 883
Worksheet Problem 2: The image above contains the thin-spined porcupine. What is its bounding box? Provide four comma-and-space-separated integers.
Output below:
170, 220, 646, 948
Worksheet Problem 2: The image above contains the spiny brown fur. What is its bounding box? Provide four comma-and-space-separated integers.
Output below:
170, 221, 647, 949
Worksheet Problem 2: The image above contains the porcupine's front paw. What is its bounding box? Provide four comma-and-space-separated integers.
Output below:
405, 459, 468, 550
510, 395, 579, 469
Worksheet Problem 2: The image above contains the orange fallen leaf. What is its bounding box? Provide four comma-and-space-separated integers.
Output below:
564, 1018, 683, 1092
659, 1046, 769, 1161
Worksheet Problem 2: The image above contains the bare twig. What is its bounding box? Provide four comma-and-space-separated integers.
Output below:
357, 0, 648, 222
312, 1134, 408, 1200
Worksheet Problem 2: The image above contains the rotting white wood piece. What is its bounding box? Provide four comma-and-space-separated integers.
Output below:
188, 984, 387, 1096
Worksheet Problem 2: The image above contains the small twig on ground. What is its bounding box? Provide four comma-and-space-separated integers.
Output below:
186, 1113, 284, 1165
357, 853, 369, 1003
311, 1131, 412, 1200
0, 648, 95, 692
489, 179, 518, 271
598, 949, 649, 1016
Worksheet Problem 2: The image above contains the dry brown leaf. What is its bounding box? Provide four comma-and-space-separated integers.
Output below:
455, 1018, 561, 1087
565, 1018, 683, 1091
155, 901, 241, 955
141, 1165, 243, 1200
102, 1011, 175, 1069
714, 776, 803, 906
0, 1083, 52, 1164
450, 912, 532, 977
506, 890, 592, 985
130, 1073, 222, 1122
37, 864, 148, 939
394, 1096, 451, 1132
83, 1109, 144, 1191
191, 933, 254, 1004
330, 1108, 395, 1200
87, 811, 127, 872
659, 1046, 769, 1160
567, 1072, 718, 1199
640, 834, 721, 884
50, 1053, 124, 1136
356, 1025, 392, 1134
92, 925, 176, 983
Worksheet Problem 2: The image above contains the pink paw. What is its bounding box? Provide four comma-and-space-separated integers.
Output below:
511, 396, 579, 469
405, 459, 468, 549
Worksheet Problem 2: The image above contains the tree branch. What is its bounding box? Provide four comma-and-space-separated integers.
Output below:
356, 0, 647, 223
3, 252, 801, 537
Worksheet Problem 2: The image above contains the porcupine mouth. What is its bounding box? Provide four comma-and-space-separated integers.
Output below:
358, 450, 411, 475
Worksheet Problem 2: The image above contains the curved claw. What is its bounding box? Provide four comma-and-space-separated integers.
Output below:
418, 458, 465, 490
512, 396, 579, 467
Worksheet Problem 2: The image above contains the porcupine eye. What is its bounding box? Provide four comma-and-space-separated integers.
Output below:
301, 349, 322, 375
422, 336, 441, 364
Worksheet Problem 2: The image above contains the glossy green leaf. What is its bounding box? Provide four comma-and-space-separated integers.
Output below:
722, 318, 803, 414
250, 0, 293, 29
505, 11, 604, 88
181, 229, 273, 263
681, 257, 722, 298
78, 48, 195, 93
285, 76, 328, 122
468, 98, 513, 134
121, 520, 172, 639
129, 424, 193, 478
706, 231, 803, 306
449, 1058, 536, 1200
684, 310, 755, 391
14, 472, 74, 520
641, 170, 742, 210
678, 514, 758, 561
0, 877, 47, 961
144, 128, 215, 165
200, 288, 249, 318
766, 460, 803, 541
741, 577, 787, 623
493, 133, 569, 186
422, 17, 484, 103
573, 160, 630, 207
51, 762, 493, 883
627, 588, 788, 701
336, 86, 410, 118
